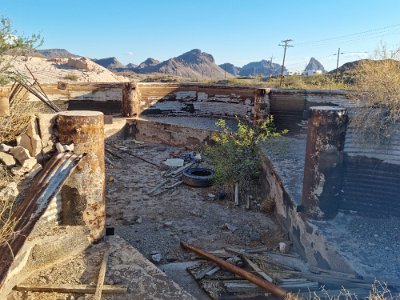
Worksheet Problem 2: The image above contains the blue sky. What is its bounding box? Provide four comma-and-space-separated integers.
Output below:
2, 0, 400, 71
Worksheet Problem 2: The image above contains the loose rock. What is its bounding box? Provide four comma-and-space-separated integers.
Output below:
10, 146, 31, 164
0, 144, 12, 153
0, 152, 16, 168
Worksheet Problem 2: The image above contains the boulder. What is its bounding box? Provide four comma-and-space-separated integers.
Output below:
10, 146, 31, 165
0, 152, 16, 168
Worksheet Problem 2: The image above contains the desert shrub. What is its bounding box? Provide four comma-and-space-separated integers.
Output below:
63, 73, 79, 81
0, 91, 39, 143
351, 46, 400, 144
205, 116, 287, 197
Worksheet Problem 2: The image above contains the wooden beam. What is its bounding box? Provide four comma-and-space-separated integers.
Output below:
94, 249, 110, 300
14, 284, 127, 294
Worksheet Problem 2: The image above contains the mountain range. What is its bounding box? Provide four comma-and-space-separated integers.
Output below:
34, 48, 334, 78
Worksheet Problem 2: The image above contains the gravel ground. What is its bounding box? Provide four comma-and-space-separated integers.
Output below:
315, 212, 400, 282
105, 140, 287, 265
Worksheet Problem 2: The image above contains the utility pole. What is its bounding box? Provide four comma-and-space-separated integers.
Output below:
334, 48, 344, 78
270, 55, 274, 66
224, 64, 226, 80
278, 39, 293, 87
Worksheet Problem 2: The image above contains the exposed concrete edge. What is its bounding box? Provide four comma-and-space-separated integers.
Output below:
270, 88, 349, 96
260, 153, 355, 274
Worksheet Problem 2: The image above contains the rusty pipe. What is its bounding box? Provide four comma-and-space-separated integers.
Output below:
180, 242, 293, 299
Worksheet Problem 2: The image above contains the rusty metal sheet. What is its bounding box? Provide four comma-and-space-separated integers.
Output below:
0, 152, 83, 289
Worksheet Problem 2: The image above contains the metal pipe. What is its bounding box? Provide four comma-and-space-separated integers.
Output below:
180, 242, 292, 299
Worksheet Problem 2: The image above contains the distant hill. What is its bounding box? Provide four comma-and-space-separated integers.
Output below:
93, 57, 126, 70
133, 49, 230, 80
136, 58, 160, 70
239, 60, 283, 76
126, 63, 138, 69
37, 48, 79, 58
304, 57, 325, 72
219, 63, 241, 76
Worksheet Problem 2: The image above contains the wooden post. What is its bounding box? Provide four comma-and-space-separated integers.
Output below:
234, 183, 239, 206
122, 81, 136, 117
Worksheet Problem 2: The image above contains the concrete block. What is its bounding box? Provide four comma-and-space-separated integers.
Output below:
0, 152, 16, 168
38, 113, 57, 149
17, 132, 42, 157
10, 146, 31, 165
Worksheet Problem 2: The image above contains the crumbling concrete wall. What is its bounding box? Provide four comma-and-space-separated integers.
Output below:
127, 118, 213, 149
259, 154, 354, 273
136, 83, 267, 120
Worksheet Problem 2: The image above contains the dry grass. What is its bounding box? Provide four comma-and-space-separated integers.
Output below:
351, 48, 400, 144
0, 85, 42, 246
0, 166, 17, 246
0, 86, 40, 143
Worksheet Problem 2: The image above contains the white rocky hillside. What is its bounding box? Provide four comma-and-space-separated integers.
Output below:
5, 56, 128, 83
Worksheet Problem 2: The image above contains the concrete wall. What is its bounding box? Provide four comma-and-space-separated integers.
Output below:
259, 153, 354, 272
127, 117, 214, 149
136, 83, 268, 121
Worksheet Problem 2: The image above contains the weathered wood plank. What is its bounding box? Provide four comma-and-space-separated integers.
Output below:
14, 284, 127, 294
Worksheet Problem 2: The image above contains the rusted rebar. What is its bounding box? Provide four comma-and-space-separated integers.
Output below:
180, 242, 294, 299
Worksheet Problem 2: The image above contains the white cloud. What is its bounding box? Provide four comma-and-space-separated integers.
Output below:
127, 51, 134, 56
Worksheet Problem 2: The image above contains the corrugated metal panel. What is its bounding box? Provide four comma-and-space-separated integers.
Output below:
341, 155, 400, 217
0, 152, 83, 289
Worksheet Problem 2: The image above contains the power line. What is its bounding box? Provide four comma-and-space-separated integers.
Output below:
295, 23, 400, 47
278, 39, 293, 87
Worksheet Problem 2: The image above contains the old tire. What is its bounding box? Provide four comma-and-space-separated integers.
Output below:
182, 167, 215, 187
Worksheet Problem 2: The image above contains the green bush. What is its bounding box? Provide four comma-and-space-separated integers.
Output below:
205, 116, 287, 195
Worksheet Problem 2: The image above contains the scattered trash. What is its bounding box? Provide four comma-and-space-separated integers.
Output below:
182, 167, 215, 187
151, 253, 162, 263
163, 158, 184, 168
207, 193, 216, 200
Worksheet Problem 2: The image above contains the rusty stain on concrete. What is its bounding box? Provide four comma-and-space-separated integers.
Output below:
301, 106, 348, 219
57, 110, 105, 240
